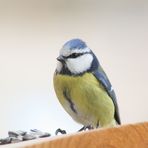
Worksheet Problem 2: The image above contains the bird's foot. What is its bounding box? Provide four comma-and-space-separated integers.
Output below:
78, 125, 93, 132
55, 128, 67, 135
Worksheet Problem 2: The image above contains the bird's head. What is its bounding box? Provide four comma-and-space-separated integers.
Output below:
56, 39, 99, 75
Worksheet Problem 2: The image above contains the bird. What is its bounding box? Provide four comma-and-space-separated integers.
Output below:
53, 39, 121, 130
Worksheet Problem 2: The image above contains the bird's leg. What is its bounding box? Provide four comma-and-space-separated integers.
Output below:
78, 126, 86, 132
55, 128, 67, 135
96, 121, 100, 128
78, 125, 93, 132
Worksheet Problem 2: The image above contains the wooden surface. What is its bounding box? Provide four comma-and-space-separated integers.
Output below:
2, 122, 148, 148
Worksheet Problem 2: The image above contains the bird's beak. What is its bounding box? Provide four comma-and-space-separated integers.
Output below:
57, 55, 65, 63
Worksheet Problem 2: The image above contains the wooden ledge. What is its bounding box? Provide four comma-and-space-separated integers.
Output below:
2, 122, 148, 148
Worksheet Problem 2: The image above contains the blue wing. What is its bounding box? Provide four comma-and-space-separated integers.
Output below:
92, 66, 121, 124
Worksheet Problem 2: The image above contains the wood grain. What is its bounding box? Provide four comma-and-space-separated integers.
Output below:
2, 122, 148, 148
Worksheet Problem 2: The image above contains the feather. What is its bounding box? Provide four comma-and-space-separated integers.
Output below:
92, 66, 121, 125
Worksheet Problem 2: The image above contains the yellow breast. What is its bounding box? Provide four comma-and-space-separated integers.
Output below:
53, 72, 114, 127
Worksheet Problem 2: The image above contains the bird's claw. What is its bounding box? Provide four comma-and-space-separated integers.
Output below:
78, 125, 93, 132
55, 128, 67, 135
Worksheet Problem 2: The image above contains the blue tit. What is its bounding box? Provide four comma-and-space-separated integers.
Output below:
53, 39, 121, 129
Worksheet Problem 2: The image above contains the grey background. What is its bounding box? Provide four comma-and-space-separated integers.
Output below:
0, 0, 148, 136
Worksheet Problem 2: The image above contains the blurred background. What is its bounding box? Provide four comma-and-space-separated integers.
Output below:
0, 0, 148, 137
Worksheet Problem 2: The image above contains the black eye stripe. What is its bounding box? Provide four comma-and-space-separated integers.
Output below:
67, 53, 83, 58
65, 52, 90, 59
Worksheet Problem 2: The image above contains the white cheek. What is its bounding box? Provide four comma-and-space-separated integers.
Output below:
56, 61, 63, 72
66, 54, 93, 74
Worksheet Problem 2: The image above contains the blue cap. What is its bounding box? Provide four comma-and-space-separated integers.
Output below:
63, 39, 87, 50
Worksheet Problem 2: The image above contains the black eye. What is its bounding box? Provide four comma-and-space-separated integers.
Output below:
67, 53, 82, 58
